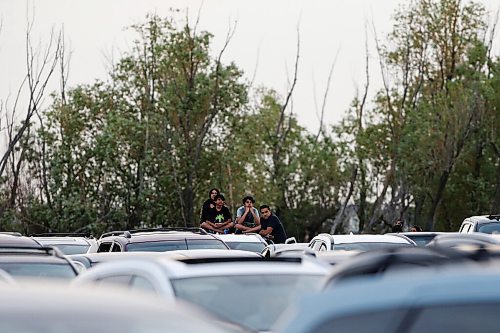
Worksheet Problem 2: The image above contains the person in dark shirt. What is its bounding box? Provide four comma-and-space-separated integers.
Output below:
200, 188, 219, 224
201, 194, 234, 234
259, 205, 287, 244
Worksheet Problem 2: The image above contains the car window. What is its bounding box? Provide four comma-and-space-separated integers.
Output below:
97, 242, 112, 252
408, 303, 500, 333
97, 275, 132, 286
111, 242, 122, 252
313, 309, 407, 333
0, 263, 76, 279
221, 242, 265, 252
48, 244, 90, 255
171, 274, 325, 332
126, 240, 188, 252
185, 239, 229, 250
131, 275, 157, 292
477, 222, 500, 234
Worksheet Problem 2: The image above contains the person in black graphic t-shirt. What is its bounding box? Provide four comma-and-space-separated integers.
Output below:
201, 194, 234, 234
259, 205, 287, 244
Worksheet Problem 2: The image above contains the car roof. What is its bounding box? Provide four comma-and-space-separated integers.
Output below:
101, 231, 220, 243
0, 234, 42, 248
276, 263, 500, 333
465, 214, 500, 223
32, 237, 94, 246
154, 256, 331, 278
0, 255, 72, 264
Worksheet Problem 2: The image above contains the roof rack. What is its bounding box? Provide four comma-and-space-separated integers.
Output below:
182, 256, 303, 265
487, 214, 500, 221
30, 232, 93, 238
99, 227, 208, 239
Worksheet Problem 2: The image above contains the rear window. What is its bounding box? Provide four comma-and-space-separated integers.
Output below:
0, 263, 76, 279
126, 239, 228, 252
477, 222, 500, 234
225, 241, 266, 252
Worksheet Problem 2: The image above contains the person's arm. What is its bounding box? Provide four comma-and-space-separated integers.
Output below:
259, 225, 273, 236
236, 207, 250, 225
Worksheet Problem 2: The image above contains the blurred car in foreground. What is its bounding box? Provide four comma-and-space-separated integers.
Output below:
427, 232, 500, 248
459, 214, 500, 234
69, 249, 261, 269
92, 227, 229, 252
73, 256, 330, 332
215, 233, 268, 252
31, 233, 97, 254
261, 243, 312, 258
0, 281, 249, 333
308, 233, 416, 252
276, 263, 500, 333
0, 246, 78, 279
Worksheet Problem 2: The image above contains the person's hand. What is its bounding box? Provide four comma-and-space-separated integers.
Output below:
245, 206, 250, 213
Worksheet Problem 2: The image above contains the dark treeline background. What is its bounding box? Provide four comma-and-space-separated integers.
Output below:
0, 0, 498, 240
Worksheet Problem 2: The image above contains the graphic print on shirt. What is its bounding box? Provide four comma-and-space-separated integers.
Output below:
215, 214, 224, 222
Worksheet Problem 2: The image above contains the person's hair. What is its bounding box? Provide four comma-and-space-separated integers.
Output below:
392, 223, 403, 232
242, 195, 255, 204
259, 205, 271, 212
208, 188, 220, 197
214, 193, 225, 201
411, 225, 423, 232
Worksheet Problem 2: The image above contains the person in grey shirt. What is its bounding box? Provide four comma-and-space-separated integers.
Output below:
234, 196, 261, 234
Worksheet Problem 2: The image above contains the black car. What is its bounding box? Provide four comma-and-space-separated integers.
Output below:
92, 227, 230, 252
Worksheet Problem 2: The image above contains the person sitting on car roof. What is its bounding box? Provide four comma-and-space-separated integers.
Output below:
201, 194, 234, 234
234, 195, 261, 234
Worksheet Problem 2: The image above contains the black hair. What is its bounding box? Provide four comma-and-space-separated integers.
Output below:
411, 225, 423, 232
208, 188, 220, 197
259, 205, 271, 211
214, 193, 225, 201
242, 195, 255, 204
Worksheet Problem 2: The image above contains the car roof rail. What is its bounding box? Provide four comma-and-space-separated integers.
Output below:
30, 232, 93, 238
487, 214, 500, 221
0, 246, 65, 258
0, 232, 23, 237
99, 227, 208, 239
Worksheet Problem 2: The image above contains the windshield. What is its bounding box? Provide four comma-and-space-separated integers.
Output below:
478, 223, 500, 234
126, 239, 228, 252
171, 274, 324, 331
0, 263, 76, 279
406, 235, 437, 247
225, 242, 266, 252
332, 242, 412, 251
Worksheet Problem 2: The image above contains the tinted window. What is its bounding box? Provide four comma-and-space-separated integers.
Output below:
314, 309, 407, 333
408, 303, 500, 333
171, 274, 324, 332
50, 244, 90, 255
126, 241, 188, 251
185, 239, 229, 250
477, 223, 500, 234
0, 263, 76, 279
216, 241, 263, 252
97, 242, 112, 252
406, 235, 436, 247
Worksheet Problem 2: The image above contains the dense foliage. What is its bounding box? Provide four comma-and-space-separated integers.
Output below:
0, 1, 498, 239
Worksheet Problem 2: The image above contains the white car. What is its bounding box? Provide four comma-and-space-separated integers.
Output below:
73, 256, 330, 332
31, 234, 97, 255
1, 280, 250, 333
308, 233, 416, 252
215, 233, 268, 252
